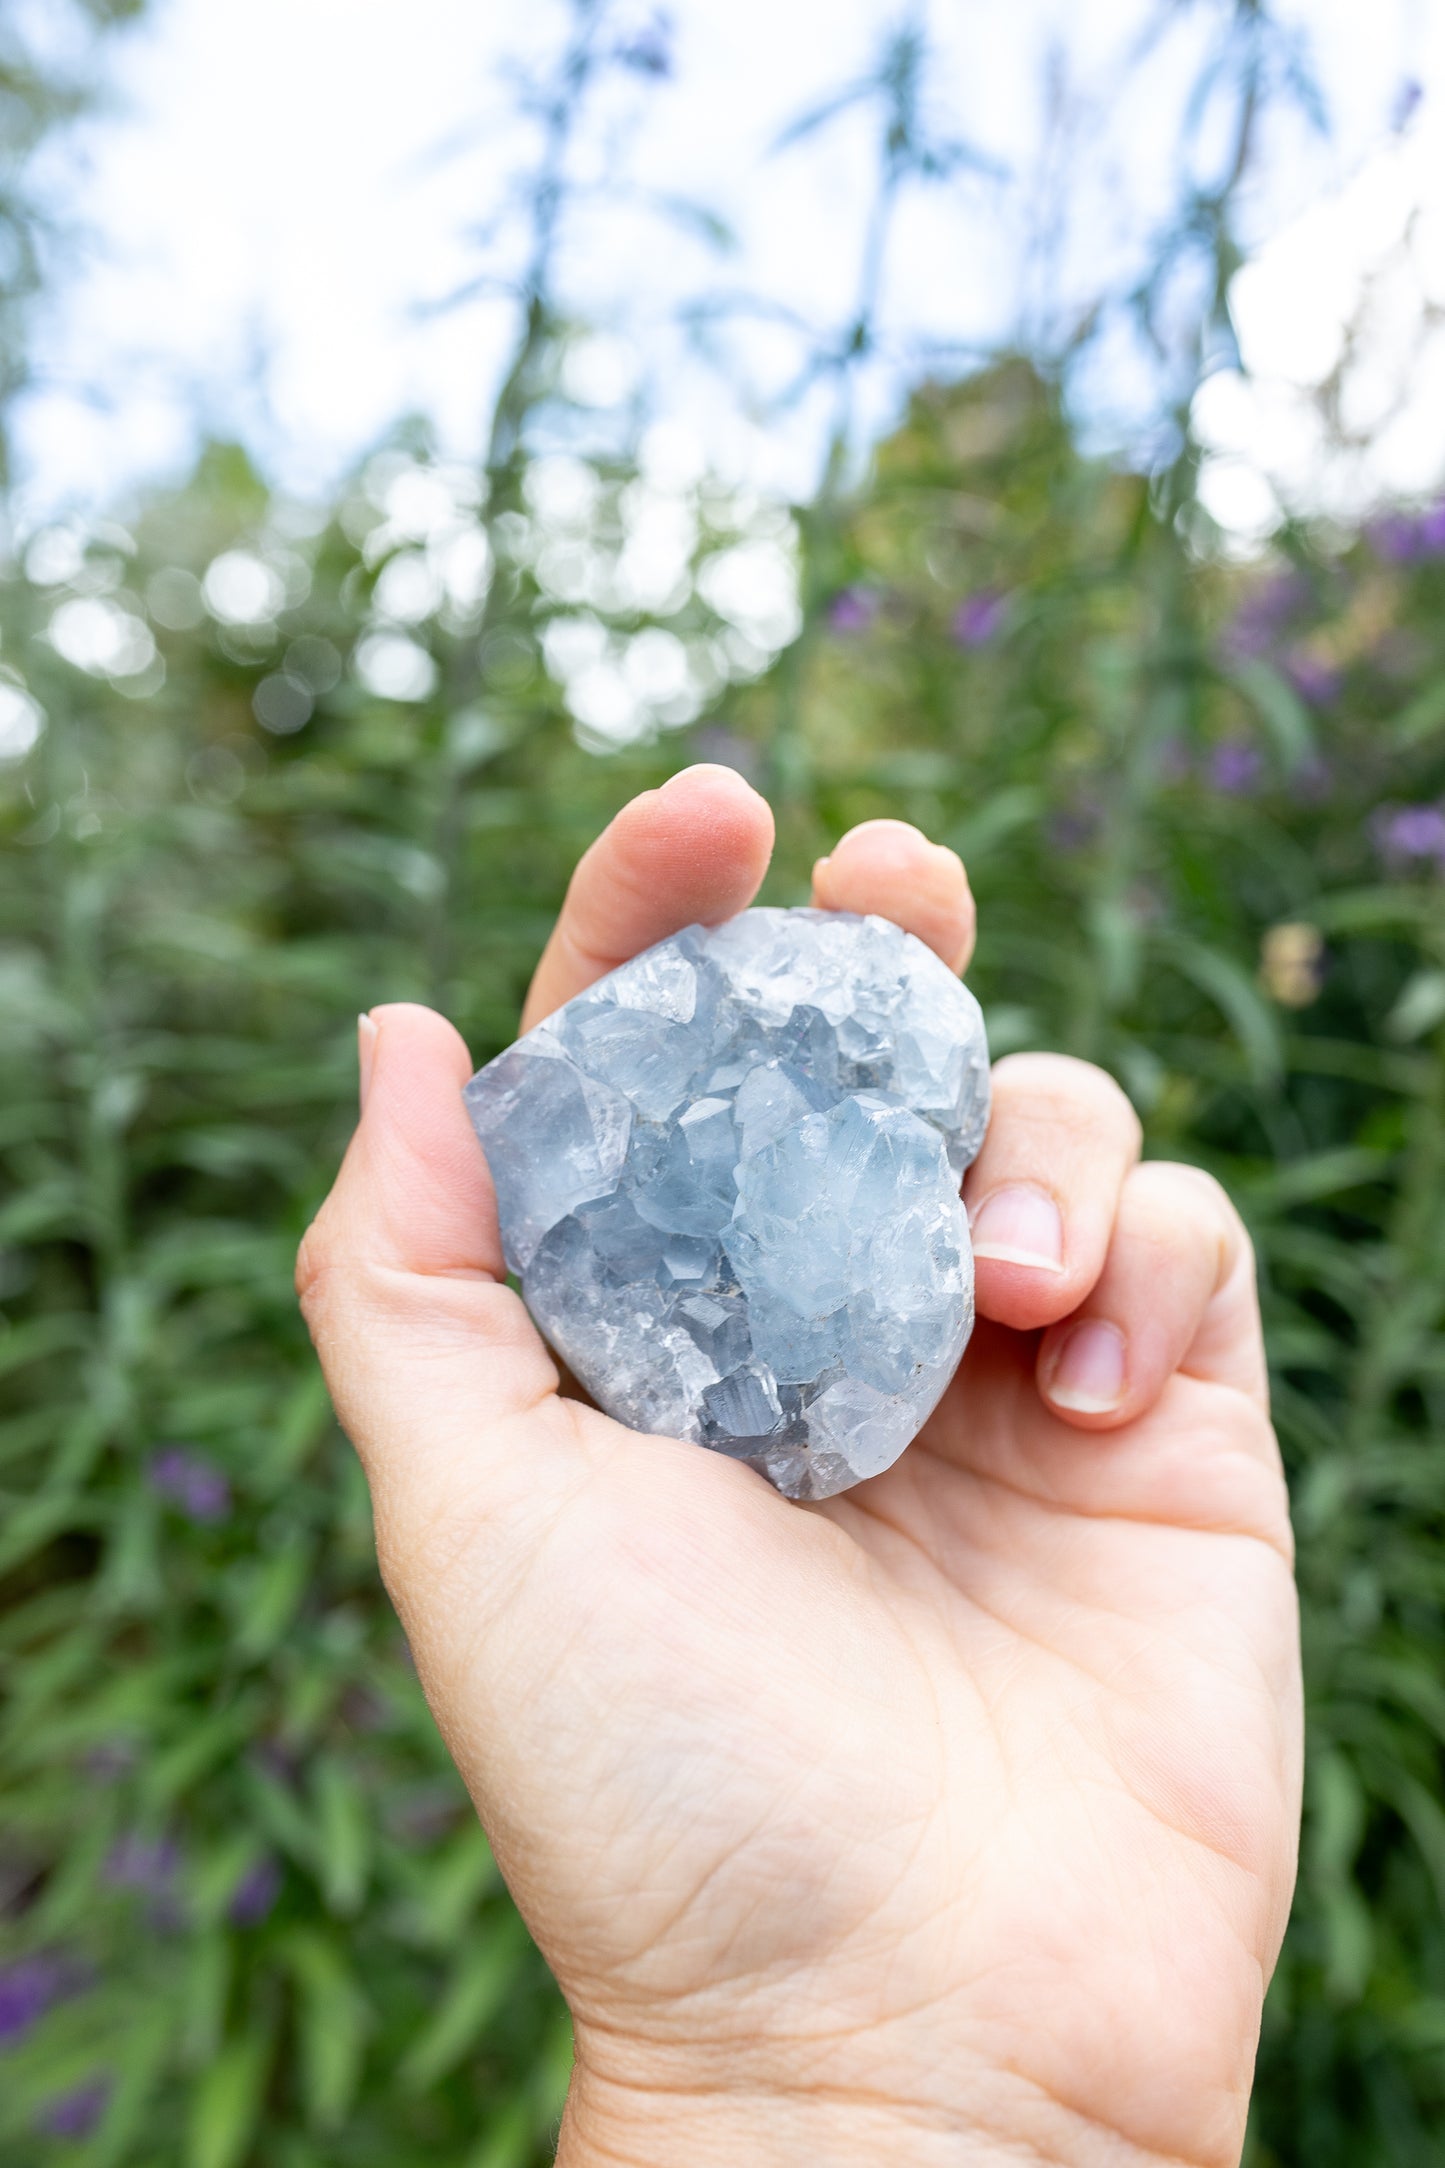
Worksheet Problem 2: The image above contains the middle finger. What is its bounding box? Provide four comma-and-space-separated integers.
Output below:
963, 1052, 1143, 1332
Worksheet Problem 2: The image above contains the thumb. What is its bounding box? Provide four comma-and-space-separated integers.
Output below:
296, 1003, 579, 1557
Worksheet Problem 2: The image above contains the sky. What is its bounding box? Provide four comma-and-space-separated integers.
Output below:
12, 0, 1445, 536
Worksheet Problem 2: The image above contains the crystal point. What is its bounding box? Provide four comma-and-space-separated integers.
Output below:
464, 908, 989, 1499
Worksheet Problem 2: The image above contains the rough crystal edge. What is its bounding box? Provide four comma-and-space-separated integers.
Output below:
462, 907, 990, 1497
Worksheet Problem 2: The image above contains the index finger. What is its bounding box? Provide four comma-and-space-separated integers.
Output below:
521, 764, 775, 1029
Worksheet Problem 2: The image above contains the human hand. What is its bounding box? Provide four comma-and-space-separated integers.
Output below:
298, 764, 1302, 2167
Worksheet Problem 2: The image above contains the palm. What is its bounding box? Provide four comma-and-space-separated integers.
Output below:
453, 1314, 1294, 2167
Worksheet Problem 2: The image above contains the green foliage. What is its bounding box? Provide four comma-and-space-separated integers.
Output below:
0, 0, 152, 480
0, 353, 1441, 2162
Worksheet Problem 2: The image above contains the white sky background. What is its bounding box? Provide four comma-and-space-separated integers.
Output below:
12, 0, 1445, 531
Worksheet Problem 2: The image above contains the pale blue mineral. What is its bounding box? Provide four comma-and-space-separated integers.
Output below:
463, 908, 989, 1499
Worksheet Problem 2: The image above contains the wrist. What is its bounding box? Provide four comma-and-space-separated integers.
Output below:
557, 2068, 991, 2168
556, 2052, 1227, 2168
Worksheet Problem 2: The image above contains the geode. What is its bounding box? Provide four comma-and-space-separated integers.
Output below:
463, 908, 989, 1499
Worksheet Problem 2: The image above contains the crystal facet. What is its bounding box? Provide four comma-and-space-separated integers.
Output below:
464, 908, 990, 1499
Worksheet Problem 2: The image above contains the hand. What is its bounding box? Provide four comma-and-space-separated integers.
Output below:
298, 765, 1302, 2168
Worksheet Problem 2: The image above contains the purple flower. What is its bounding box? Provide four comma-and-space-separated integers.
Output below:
104, 1834, 180, 1896
105, 1835, 185, 1931
148, 1446, 230, 1524
86, 1739, 138, 1785
1046, 795, 1103, 853
1284, 654, 1341, 709
0, 1956, 69, 2047
1209, 740, 1263, 795
37, 2078, 109, 2140
951, 589, 1009, 648
827, 586, 879, 635
1370, 504, 1445, 563
229, 1855, 282, 1928
1373, 803, 1445, 868
1221, 571, 1306, 663
1371, 512, 1422, 563
1419, 501, 1445, 554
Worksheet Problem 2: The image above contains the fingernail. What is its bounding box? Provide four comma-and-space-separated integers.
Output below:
970, 1185, 1065, 1272
1045, 1320, 1127, 1413
357, 1012, 378, 1112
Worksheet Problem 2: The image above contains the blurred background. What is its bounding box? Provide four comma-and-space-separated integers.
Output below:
1, 1, 1443, 2160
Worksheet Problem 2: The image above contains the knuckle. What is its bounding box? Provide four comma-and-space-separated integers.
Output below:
294, 1207, 342, 1332
990, 1051, 1143, 1153
1135, 1161, 1254, 1279
294, 1221, 323, 1308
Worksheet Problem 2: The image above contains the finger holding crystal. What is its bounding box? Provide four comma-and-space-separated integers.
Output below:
522, 766, 775, 1030
964, 1053, 1143, 1332
1037, 1161, 1268, 1427
812, 819, 976, 973
297, 1004, 564, 1473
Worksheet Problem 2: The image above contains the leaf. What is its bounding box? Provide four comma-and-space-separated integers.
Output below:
946, 785, 1044, 862
1311, 886, 1437, 935
1386, 970, 1445, 1043
979, 1004, 1040, 1057
1230, 658, 1315, 769
258, 1368, 334, 1489
242, 1763, 320, 1877
314, 1757, 370, 1916
0, 1405, 72, 1469
188, 2034, 271, 2168
466, 2097, 535, 2168
1245, 1147, 1393, 1212
1162, 935, 1283, 1084
233, 1538, 314, 1660
636, 188, 736, 252
0, 1313, 91, 1380
1319, 1881, 1375, 2006
1393, 675, 1445, 745
1308, 1749, 1366, 1881
283, 1930, 370, 2131
0, 1490, 87, 1580
0, 1179, 86, 1244
145, 1702, 259, 1808
534, 2002, 575, 2121
770, 79, 873, 155
398, 1915, 529, 2091
411, 1823, 499, 1946
181, 1933, 234, 2068
1089, 894, 1143, 1008
1380, 1771, 1445, 1918
88, 2009, 172, 2168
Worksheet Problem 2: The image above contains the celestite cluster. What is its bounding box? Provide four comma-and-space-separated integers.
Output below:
464, 908, 990, 1499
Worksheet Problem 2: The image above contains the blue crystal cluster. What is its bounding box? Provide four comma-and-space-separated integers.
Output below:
464, 908, 990, 1499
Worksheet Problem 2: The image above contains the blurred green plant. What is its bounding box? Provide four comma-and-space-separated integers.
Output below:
0, 0, 150, 483
1, 2, 1444, 2163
